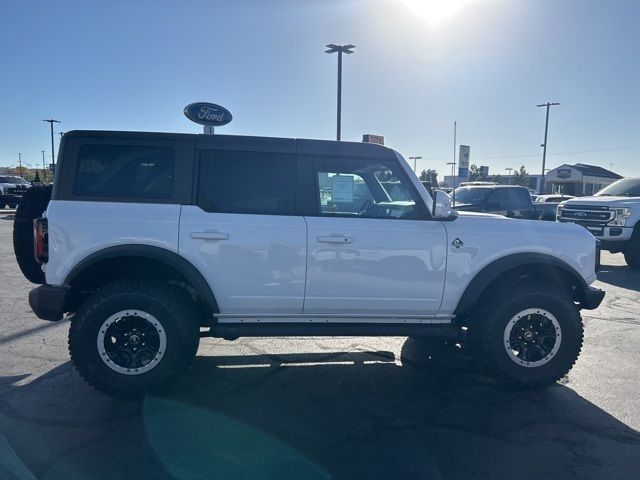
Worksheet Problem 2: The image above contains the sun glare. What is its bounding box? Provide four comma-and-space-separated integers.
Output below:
398, 0, 478, 25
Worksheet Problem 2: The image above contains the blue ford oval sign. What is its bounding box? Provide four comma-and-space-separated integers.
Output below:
183, 102, 232, 126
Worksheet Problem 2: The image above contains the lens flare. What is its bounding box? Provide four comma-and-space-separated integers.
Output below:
397, 0, 478, 25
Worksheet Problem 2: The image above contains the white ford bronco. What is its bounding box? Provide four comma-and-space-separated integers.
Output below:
557, 177, 640, 269
17, 130, 604, 397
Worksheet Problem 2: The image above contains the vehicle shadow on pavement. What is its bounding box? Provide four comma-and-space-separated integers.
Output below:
1, 340, 640, 480
596, 264, 640, 290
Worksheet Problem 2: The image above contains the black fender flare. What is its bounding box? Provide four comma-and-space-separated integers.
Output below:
454, 252, 588, 315
64, 244, 219, 313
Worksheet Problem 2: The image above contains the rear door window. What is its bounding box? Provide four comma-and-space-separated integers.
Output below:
74, 144, 174, 198
197, 150, 297, 215
486, 189, 510, 210
508, 189, 532, 209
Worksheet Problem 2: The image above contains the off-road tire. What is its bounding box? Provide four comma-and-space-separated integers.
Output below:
69, 280, 201, 398
474, 280, 583, 388
13, 185, 52, 284
623, 226, 640, 269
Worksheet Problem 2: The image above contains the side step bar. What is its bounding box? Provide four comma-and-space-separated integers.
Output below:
203, 323, 460, 340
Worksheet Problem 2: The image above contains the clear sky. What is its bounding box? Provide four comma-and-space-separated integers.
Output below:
1, 0, 639, 179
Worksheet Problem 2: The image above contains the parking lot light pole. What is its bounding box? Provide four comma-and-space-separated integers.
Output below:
408, 156, 422, 174
43, 119, 61, 167
505, 167, 513, 184
536, 102, 560, 194
325, 44, 355, 141
18, 153, 23, 177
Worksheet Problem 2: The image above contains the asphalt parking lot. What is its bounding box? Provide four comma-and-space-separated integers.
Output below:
0, 211, 639, 480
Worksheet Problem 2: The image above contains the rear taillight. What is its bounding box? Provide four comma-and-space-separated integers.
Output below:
34, 218, 48, 263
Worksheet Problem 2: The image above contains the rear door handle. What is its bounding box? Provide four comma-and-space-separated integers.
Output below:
191, 232, 229, 240
317, 235, 353, 244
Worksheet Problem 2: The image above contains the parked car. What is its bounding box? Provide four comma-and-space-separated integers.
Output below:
558, 177, 640, 268
454, 185, 563, 221
0, 175, 31, 208
454, 185, 539, 219
19, 130, 603, 397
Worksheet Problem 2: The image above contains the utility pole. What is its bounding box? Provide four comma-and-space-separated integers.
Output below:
18, 153, 23, 177
408, 156, 422, 174
325, 44, 355, 141
505, 167, 513, 185
536, 102, 560, 194
43, 119, 61, 168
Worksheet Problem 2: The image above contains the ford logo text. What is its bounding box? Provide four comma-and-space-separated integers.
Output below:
183, 102, 232, 127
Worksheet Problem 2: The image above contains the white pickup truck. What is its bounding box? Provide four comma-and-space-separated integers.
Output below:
558, 178, 640, 268
15, 130, 604, 397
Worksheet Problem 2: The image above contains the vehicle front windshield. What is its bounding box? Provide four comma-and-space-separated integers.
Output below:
454, 187, 492, 205
595, 179, 640, 197
0, 176, 28, 184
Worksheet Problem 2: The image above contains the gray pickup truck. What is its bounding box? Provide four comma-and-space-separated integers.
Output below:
453, 185, 556, 220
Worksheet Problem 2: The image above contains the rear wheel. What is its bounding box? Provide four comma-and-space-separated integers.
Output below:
69, 280, 200, 398
474, 281, 583, 388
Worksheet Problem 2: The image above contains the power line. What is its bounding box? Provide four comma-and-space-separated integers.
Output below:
416, 144, 640, 163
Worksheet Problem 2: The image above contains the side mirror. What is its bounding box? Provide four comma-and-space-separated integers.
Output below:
433, 190, 454, 219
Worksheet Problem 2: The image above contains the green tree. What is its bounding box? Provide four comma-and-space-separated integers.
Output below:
419, 169, 438, 185
511, 165, 529, 187
34, 171, 41, 183
492, 174, 505, 184
468, 164, 479, 181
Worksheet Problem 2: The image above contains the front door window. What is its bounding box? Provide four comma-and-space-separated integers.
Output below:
317, 158, 424, 219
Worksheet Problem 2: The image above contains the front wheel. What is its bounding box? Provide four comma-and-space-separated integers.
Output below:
475, 281, 583, 388
69, 280, 201, 398
624, 228, 640, 269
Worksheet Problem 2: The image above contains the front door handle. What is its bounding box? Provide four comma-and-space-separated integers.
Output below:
317, 235, 353, 244
191, 232, 229, 240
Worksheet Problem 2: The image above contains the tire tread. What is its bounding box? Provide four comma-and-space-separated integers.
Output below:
68, 279, 200, 398
474, 280, 584, 389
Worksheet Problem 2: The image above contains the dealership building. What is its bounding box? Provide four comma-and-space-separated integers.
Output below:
544, 163, 622, 196
443, 163, 621, 196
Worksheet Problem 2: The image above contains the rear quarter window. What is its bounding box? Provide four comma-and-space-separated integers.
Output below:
73, 144, 175, 198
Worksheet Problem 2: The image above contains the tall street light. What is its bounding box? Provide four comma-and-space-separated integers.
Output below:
43, 119, 61, 168
325, 44, 355, 141
505, 167, 513, 185
408, 156, 422, 174
536, 102, 560, 194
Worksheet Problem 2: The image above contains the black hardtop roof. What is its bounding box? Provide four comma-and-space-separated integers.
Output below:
63, 130, 397, 159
